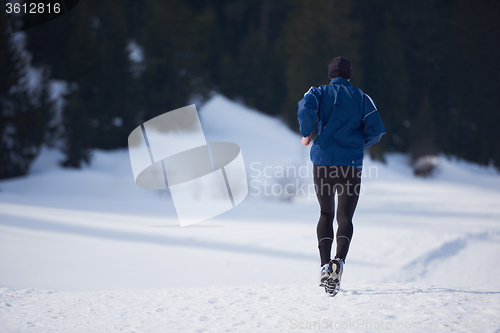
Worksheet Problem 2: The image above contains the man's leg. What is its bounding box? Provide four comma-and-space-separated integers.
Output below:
334, 166, 361, 262
314, 165, 336, 266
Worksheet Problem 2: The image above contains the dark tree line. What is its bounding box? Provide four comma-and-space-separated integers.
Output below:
0, 10, 50, 179
1, 0, 499, 179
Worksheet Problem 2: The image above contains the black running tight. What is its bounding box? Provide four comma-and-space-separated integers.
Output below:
313, 165, 361, 266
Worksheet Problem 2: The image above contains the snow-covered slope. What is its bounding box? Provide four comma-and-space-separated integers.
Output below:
201, 94, 304, 165
1, 94, 499, 332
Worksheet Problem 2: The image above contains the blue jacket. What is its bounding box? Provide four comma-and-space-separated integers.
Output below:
297, 77, 386, 170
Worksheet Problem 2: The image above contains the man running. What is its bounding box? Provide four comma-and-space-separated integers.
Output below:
297, 56, 386, 296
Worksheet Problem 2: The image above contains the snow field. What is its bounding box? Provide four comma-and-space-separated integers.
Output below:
1, 284, 498, 332
1, 94, 499, 332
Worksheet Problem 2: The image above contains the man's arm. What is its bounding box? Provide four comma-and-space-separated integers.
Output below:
362, 93, 386, 148
297, 86, 321, 140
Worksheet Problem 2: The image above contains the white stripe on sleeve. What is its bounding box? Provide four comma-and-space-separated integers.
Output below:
363, 94, 378, 121
363, 109, 378, 121
365, 93, 377, 110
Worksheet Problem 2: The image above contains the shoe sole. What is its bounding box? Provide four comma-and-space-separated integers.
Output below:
325, 260, 342, 297
325, 278, 340, 296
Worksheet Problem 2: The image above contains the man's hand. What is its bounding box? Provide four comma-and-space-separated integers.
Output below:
302, 135, 312, 146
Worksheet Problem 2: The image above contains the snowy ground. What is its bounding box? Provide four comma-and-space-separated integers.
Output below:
2, 284, 499, 332
1, 95, 500, 332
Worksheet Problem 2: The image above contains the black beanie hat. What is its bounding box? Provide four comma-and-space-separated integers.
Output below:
328, 56, 352, 80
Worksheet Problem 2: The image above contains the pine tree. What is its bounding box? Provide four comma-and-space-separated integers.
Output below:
59, 0, 134, 166
448, 0, 500, 168
138, 0, 197, 121
280, 0, 362, 127
362, 7, 410, 159
410, 88, 436, 159
0, 14, 49, 179
215, 0, 290, 115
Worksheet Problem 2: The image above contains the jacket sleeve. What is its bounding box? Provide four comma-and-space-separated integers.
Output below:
297, 86, 321, 137
362, 93, 386, 148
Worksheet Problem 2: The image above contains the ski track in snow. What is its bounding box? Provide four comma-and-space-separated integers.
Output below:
1, 95, 500, 332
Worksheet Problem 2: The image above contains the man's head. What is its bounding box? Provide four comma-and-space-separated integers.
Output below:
328, 56, 352, 80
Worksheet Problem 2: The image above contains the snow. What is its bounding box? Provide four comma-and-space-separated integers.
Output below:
9, 32, 44, 100
126, 40, 144, 64
126, 40, 145, 79
1, 285, 498, 332
46, 80, 68, 132
1, 94, 499, 332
